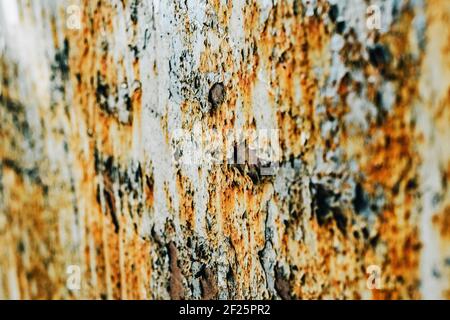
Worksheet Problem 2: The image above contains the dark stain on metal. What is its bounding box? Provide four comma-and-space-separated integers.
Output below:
328, 4, 339, 23
274, 266, 291, 300
208, 82, 225, 111
353, 183, 370, 215
199, 266, 218, 299
168, 241, 185, 300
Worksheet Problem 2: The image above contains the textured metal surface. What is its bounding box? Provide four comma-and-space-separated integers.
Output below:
0, 0, 449, 299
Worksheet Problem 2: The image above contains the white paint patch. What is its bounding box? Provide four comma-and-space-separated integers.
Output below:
7, 268, 20, 300
253, 66, 277, 131
0, 0, 19, 28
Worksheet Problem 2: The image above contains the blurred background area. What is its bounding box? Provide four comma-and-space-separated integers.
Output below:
0, 0, 449, 299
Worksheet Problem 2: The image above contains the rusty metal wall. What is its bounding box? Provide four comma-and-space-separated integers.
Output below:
0, 0, 449, 299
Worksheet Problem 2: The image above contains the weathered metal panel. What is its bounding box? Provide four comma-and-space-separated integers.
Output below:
0, 0, 449, 299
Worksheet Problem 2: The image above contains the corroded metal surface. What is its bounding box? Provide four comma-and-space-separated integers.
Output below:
0, 0, 449, 299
